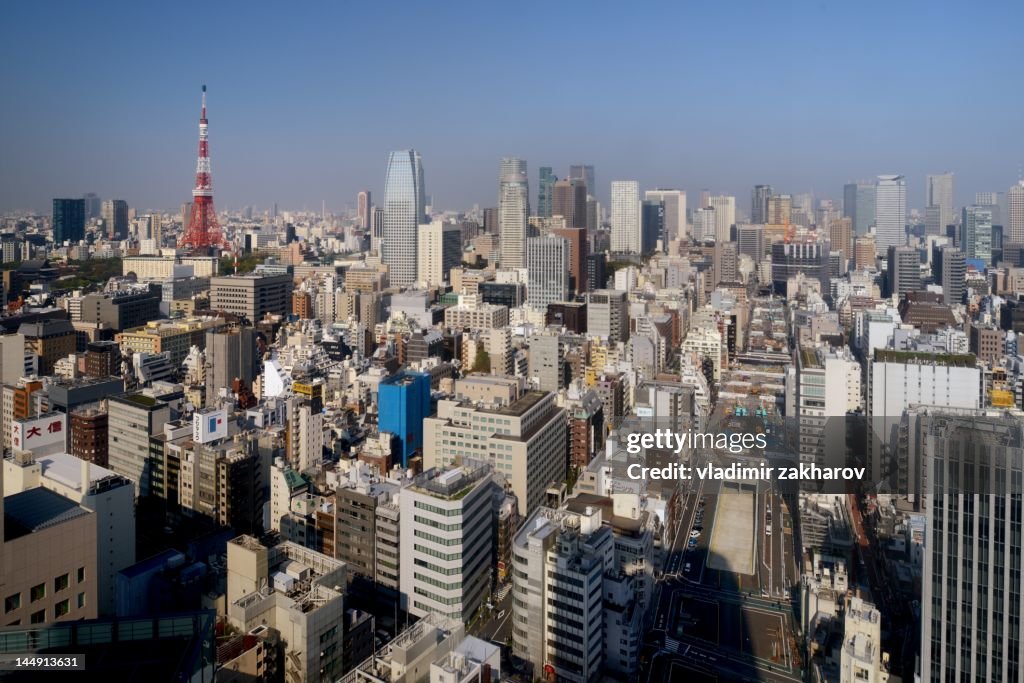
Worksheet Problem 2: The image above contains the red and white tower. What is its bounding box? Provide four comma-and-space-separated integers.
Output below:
179, 85, 228, 253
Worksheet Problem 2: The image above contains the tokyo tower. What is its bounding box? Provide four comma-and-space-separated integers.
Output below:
179, 85, 229, 253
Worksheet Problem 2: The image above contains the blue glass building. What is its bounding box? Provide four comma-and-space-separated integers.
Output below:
378, 371, 431, 466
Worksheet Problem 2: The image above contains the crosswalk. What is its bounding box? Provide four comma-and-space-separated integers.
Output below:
493, 583, 511, 601
664, 637, 682, 654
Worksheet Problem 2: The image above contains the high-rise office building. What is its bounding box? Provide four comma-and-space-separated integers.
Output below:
768, 194, 792, 226
205, 326, 258, 400
499, 159, 530, 269
736, 224, 765, 264
829, 216, 854, 266
926, 172, 955, 234
939, 247, 966, 306
551, 226, 587, 294
569, 164, 595, 198
101, 199, 129, 241
417, 219, 462, 287
640, 199, 663, 253
53, 198, 86, 244
645, 189, 686, 242
585, 253, 607, 292
693, 207, 716, 242
962, 205, 993, 265
357, 190, 371, 230
526, 234, 570, 309
382, 150, 423, 287
708, 195, 736, 243
399, 462, 494, 624
210, 273, 291, 320
843, 182, 876, 236
552, 179, 587, 229
1008, 181, 1024, 244
83, 192, 102, 220
751, 184, 773, 224
917, 410, 1023, 682
874, 175, 906, 253
107, 390, 173, 498
538, 166, 555, 218
886, 245, 920, 297
610, 181, 641, 252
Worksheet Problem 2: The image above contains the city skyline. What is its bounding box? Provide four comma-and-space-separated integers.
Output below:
3, 1, 1023, 213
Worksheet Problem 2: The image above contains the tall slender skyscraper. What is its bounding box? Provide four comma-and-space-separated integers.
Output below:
926, 172, 955, 234
102, 199, 129, 241
552, 179, 587, 229
961, 205, 993, 264
610, 181, 640, 253
645, 189, 686, 242
874, 175, 906, 253
499, 158, 529, 269
708, 195, 736, 243
382, 150, 423, 287
1008, 181, 1024, 244
569, 165, 595, 199
843, 182, 876, 236
53, 198, 85, 244
538, 167, 555, 218
751, 185, 772, 224
357, 190, 371, 230
82, 192, 101, 221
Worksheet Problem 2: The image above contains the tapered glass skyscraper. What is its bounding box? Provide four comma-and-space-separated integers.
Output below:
383, 150, 424, 287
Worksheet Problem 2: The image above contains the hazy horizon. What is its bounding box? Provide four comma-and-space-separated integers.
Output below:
3, 0, 1022, 215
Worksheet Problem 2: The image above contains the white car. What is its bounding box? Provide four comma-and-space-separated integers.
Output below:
690, 530, 700, 539
684, 563, 692, 572
766, 527, 772, 536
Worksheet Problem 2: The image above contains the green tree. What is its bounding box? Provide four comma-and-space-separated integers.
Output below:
471, 348, 491, 373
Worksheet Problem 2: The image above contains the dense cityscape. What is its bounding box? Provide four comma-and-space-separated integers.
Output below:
2, 4, 1024, 682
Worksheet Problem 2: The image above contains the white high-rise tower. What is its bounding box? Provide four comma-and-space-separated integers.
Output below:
874, 175, 906, 254
499, 158, 529, 269
1008, 180, 1024, 244
610, 181, 640, 252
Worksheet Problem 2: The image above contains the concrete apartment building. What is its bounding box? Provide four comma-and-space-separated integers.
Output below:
3, 452, 134, 616
423, 386, 567, 516
399, 461, 494, 624
227, 535, 348, 683
210, 273, 291, 321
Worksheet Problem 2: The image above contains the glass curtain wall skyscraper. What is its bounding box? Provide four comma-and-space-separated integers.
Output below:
844, 181, 876, 236
538, 166, 555, 218
382, 150, 423, 287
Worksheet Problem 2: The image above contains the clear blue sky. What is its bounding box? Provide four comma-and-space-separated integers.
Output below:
2, 0, 1022, 215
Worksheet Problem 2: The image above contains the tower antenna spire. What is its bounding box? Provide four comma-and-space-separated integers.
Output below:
178, 85, 228, 254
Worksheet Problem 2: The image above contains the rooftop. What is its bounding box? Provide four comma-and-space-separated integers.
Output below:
4, 487, 91, 542
485, 390, 547, 417
874, 349, 976, 368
